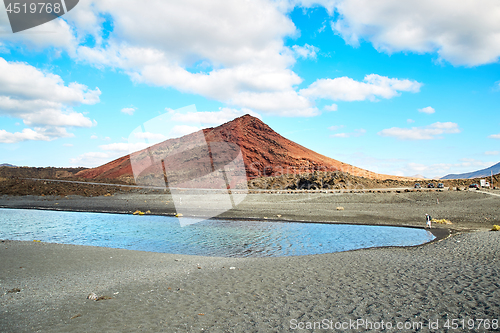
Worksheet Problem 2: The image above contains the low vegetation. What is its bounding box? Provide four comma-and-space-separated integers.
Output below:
432, 218, 453, 225
247, 170, 497, 190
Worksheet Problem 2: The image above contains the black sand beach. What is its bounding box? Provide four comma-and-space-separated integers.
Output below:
2, 232, 499, 332
1, 191, 499, 332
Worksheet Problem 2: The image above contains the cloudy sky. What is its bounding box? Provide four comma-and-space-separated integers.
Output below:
0, 0, 499, 178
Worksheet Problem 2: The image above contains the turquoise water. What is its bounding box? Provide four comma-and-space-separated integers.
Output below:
0, 208, 434, 257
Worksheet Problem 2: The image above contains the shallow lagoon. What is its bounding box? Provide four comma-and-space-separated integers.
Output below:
0, 208, 434, 257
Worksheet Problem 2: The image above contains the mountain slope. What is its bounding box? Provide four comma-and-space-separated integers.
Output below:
76, 115, 408, 182
441, 162, 500, 179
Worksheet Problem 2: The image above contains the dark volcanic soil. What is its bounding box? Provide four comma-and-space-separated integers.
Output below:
248, 170, 499, 190
0, 166, 137, 197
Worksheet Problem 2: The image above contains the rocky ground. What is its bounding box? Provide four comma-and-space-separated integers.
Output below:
0, 166, 138, 197
1, 166, 498, 197
248, 170, 499, 190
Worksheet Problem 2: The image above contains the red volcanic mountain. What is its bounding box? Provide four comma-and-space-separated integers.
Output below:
76, 115, 402, 182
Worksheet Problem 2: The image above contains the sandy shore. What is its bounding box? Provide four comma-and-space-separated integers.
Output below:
1, 191, 499, 332
1, 232, 499, 332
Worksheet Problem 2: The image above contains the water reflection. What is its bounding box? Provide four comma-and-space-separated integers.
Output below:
0, 208, 435, 257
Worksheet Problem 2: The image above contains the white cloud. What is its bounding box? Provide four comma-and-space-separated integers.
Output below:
402, 162, 453, 178
330, 128, 366, 138
403, 159, 496, 178
227, 90, 318, 116
378, 122, 460, 140
121, 107, 136, 115
336, 151, 496, 178
324, 104, 338, 111
2, 1, 436, 117
407, 119, 415, 123
99, 142, 150, 153
1, 0, 497, 125
0, 11, 77, 53
133, 132, 167, 142
76, 43, 315, 115
485, 151, 499, 155
69, 152, 113, 167
8, 1, 470, 119
63, 143, 74, 147
274, 0, 337, 14
0, 42, 8, 54
301, 74, 422, 101
169, 108, 261, 126
10, 0, 498, 69
169, 125, 201, 138
0, 126, 73, 143
20, 106, 95, 127
99, 143, 129, 152
489, 133, 500, 139
328, 125, 345, 131
0, 57, 100, 142
1, 59, 99, 103
64, 0, 315, 115
292, 44, 319, 59
0, 128, 50, 143
90, 135, 98, 139
86, 0, 296, 67
332, 151, 410, 175
129, 60, 303, 106
331, 0, 500, 66
418, 106, 435, 114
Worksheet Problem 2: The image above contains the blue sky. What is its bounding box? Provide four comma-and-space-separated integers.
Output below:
0, 0, 499, 178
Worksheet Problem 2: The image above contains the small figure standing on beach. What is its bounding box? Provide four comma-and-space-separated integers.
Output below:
425, 214, 432, 229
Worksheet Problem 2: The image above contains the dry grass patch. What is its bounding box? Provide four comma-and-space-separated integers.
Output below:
432, 218, 453, 225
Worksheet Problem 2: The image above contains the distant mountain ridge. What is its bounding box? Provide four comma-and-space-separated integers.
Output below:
76, 115, 411, 181
0, 163, 16, 167
441, 162, 500, 179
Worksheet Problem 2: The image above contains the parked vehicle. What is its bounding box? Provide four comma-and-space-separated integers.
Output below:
480, 179, 490, 188
414, 183, 421, 188
427, 183, 435, 188
437, 183, 444, 188
469, 183, 480, 189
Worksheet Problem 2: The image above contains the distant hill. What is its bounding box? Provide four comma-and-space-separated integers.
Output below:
0, 166, 86, 179
441, 162, 500, 179
0, 163, 16, 167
